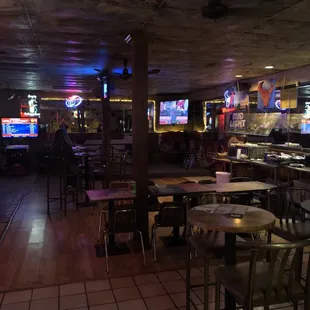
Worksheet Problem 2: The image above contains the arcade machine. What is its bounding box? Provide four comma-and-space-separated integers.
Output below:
1, 118, 38, 175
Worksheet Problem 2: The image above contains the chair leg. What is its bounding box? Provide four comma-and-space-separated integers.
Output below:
152, 226, 157, 262
190, 226, 198, 258
63, 186, 67, 216
47, 176, 50, 215
137, 230, 146, 267
59, 178, 63, 211
293, 301, 298, 310
204, 258, 209, 310
296, 248, 304, 282
215, 280, 220, 310
305, 297, 309, 310
75, 177, 79, 211
186, 241, 191, 310
98, 210, 105, 243
103, 233, 109, 273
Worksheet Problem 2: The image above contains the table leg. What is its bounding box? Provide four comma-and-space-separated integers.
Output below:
224, 233, 236, 310
267, 189, 271, 212
108, 200, 115, 244
85, 156, 90, 202
274, 168, 277, 185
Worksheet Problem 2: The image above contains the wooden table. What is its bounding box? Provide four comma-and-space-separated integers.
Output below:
148, 183, 215, 198
87, 189, 136, 253
184, 176, 216, 183
188, 204, 276, 310
202, 181, 275, 194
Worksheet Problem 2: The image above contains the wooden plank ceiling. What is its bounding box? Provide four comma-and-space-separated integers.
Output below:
0, 0, 309, 96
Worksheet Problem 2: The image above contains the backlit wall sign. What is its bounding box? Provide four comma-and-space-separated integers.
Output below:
65, 95, 83, 108
20, 95, 40, 117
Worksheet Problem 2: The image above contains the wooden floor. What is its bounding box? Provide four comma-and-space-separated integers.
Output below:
0, 176, 197, 292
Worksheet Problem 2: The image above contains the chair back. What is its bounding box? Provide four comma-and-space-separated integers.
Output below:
269, 186, 310, 221
112, 206, 136, 233
45, 156, 66, 178
148, 180, 159, 206
236, 239, 310, 306
158, 202, 186, 227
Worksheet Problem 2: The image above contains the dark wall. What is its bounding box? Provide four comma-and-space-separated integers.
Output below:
0, 91, 20, 117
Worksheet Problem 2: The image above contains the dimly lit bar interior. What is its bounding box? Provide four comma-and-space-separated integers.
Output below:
1, 1, 310, 310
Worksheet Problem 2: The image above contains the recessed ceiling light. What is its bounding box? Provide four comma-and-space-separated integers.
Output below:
265, 65, 274, 69
235, 74, 243, 78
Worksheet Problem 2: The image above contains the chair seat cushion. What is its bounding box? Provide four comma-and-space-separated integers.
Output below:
271, 219, 310, 241
188, 233, 246, 258
215, 261, 305, 306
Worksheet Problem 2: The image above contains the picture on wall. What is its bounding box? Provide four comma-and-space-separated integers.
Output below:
257, 79, 276, 109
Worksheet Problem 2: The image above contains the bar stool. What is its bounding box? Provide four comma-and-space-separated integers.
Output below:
46, 156, 79, 216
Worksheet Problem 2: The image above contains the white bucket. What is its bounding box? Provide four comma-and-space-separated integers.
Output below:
216, 171, 231, 184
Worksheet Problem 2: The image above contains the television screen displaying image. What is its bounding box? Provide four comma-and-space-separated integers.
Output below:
1, 118, 38, 138
159, 99, 189, 125
301, 118, 310, 134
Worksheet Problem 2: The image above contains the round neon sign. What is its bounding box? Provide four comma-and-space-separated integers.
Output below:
65, 95, 83, 108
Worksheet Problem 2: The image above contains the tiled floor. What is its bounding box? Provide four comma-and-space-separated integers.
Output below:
0, 268, 298, 310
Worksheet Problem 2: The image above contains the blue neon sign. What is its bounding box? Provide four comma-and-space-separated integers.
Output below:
65, 95, 83, 108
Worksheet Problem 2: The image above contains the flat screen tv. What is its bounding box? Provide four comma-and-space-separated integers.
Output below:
1, 118, 39, 138
159, 99, 189, 125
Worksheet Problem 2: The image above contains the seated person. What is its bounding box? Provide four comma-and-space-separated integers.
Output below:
50, 129, 80, 186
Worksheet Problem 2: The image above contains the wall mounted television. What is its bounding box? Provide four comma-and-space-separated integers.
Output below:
159, 99, 189, 125
1, 118, 39, 138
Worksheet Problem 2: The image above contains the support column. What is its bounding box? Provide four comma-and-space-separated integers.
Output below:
132, 33, 149, 243
101, 77, 111, 188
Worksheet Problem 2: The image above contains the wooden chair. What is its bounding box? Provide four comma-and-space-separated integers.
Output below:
187, 231, 245, 310
267, 186, 310, 278
215, 239, 310, 310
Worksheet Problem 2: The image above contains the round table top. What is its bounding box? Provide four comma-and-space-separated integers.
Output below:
188, 204, 275, 233
300, 199, 310, 214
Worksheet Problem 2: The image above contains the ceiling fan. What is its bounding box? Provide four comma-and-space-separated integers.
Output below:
95, 59, 160, 81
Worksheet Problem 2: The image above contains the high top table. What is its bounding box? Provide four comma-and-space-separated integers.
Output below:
188, 204, 276, 310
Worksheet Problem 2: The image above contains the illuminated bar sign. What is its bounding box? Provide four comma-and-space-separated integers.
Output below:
20, 95, 40, 117
65, 95, 83, 108
228, 112, 247, 133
